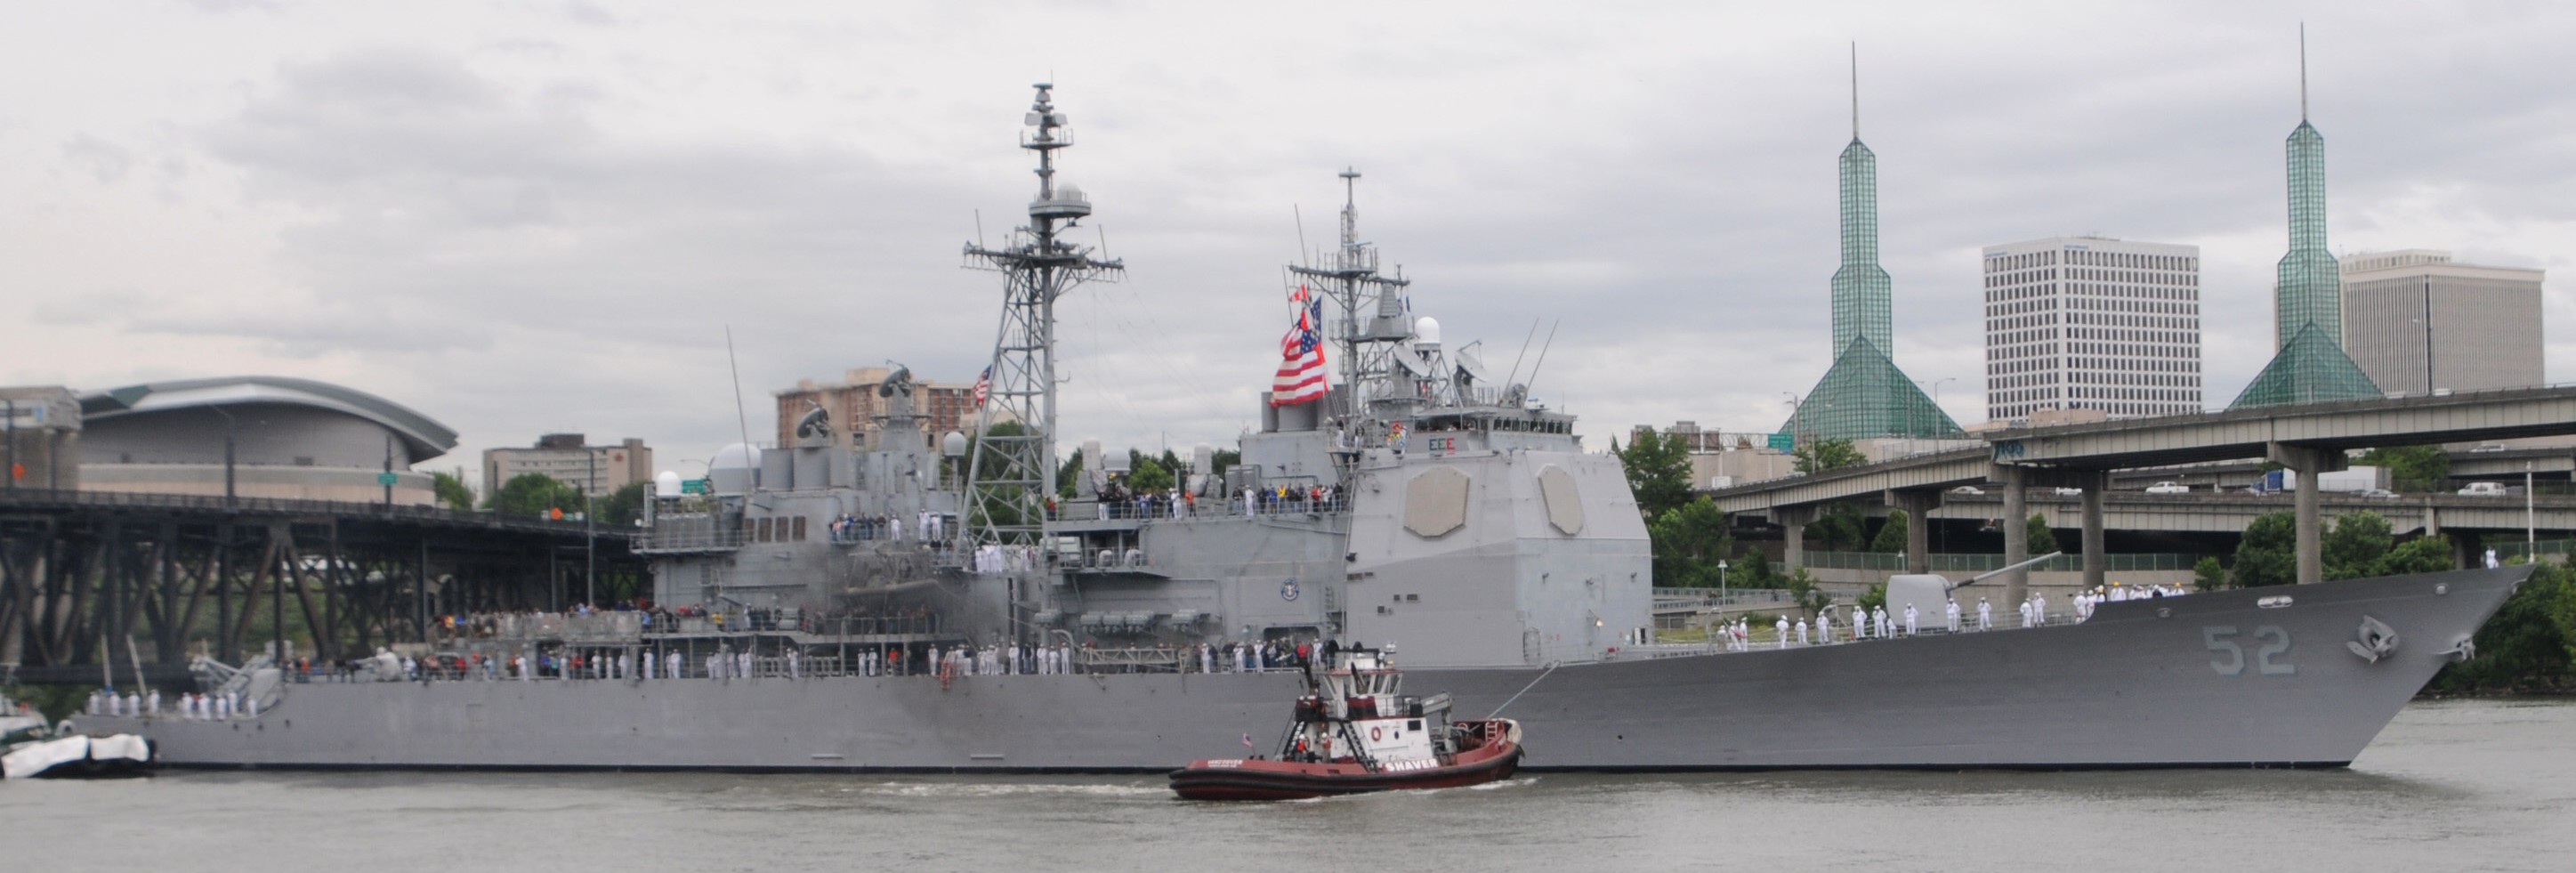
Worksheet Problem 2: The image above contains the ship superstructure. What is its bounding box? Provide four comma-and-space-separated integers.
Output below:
629, 85, 1649, 672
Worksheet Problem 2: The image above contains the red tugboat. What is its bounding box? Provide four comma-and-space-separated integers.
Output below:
1170, 644, 1522, 801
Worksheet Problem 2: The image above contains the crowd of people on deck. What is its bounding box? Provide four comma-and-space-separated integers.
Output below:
1235, 484, 1342, 517
1710, 582, 2193, 651
826, 511, 948, 544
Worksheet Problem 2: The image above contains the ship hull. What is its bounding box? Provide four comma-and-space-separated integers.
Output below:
92, 567, 2522, 772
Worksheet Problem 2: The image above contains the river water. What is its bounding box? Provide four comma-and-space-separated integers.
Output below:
5, 699, 2569, 872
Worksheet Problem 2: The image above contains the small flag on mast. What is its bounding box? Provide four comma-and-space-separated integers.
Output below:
973, 366, 992, 408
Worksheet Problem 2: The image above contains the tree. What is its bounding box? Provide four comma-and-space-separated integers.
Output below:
1617, 429, 1694, 520
1056, 451, 1084, 498
1648, 497, 1732, 587
1129, 457, 1175, 493
486, 473, 585, 519
1733, 550, 1777, 589
1869, 509, 1910, 554
2359, 444, 2449, 493
1782, 566, 1834, 618
598, 481, 650, 527
2322, 511, 2395, 580
2192, 556, 2226, 592
1793, 438, 1866, 474
1210, 449, 1240, 477
1809, 503, 1867, 552
2373, 536, 2453, 578
1855, 580, 1888, 611
2026, 512, 2061, 555
2232, 511, 2297, 587
2427, 562, 2576, 694
431, 470, 475, 512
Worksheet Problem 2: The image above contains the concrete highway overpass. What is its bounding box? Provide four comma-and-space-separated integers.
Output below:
1706, 384, 2576, 599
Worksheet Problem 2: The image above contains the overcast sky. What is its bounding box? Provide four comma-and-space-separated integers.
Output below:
4, 1, 2571, 489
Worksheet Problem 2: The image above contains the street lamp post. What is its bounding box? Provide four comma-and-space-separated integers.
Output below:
1717, 559, 1729, 608
4, 397, 16, 492
585, 448, 598, 608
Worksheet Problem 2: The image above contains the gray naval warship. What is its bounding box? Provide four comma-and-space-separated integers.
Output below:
95, 85, 2527, 772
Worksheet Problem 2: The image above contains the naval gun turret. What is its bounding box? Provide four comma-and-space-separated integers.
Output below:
1882, 551, 2066, 627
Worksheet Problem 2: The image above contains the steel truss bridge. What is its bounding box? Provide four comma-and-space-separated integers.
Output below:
0, 489, 640, 686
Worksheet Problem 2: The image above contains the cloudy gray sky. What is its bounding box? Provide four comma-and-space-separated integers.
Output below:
4, 1, 2571, 489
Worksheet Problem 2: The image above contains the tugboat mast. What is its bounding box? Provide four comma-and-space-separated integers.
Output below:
1288, 169, 1412, 446
961, 83, 1123, 551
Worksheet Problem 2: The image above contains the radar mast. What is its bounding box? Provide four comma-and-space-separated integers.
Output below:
960, 84, 1124, 551
1288, 169, 1413, 443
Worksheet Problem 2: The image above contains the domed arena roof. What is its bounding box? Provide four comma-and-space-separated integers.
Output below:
79, 376, 459, 463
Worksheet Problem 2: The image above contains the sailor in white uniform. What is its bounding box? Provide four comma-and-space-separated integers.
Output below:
2032, 594, 2049, 627
1873, 606, 1891, 640
1816, 610, 1834, 644
2017, 599, 2033, 628
1945, 598, 1962, 633
1902, 603, 1918, 636
1977, 597, 1992, 631
1775, 616, 1790, 649
1795, 618, 1810, 646
1852, 605, 1869, 640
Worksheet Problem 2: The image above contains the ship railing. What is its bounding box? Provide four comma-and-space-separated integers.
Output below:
1667, 602, 2143, 651
1222, 494, 1349, 518
1793, 551, 2205, 573
463, 611, 645, 643
1073, 646, 1190, 673
641, 515, 744, 552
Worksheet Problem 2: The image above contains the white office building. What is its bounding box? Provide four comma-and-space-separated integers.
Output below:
1982, 236, 2202, 424
2339, 249, 2545, 396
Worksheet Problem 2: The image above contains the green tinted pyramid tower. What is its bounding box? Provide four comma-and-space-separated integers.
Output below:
2230, 33, 2379, 408
1781, 52, 1962, 441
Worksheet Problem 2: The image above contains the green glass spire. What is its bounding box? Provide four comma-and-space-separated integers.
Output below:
1784, 47, 1958, 441
1832, 136, 1894, 358
2273, 119, 2340, 352
2233, 31, 2378, 409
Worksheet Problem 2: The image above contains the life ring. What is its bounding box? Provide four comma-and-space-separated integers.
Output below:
1369, 725, 1382, 741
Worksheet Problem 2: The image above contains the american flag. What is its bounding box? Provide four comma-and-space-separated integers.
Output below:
973, 366, 991, 408
1271, 286, 1327, 406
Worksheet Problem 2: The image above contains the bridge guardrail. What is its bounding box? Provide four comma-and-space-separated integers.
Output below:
0, 487, 626, 537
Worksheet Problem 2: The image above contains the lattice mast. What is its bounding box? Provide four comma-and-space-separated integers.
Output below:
961, 84, 1123, 549
1288, 169, 1413, 437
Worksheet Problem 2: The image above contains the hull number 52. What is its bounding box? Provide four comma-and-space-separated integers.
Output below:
2203, 625, 2296, 676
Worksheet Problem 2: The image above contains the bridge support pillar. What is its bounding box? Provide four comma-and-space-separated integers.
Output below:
2269, 444, 2344, 586
1886, 489, 1942, 575
2079, 470, 2108, 591
2452, 530, 2483, 571
1774, 505, 1817, 571
2001, 465, 2028, 608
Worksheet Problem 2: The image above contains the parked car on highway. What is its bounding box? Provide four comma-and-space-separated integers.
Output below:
2052, 487, 2085, 497
2144, 481, 2190, 495
2357, 488, 2399, 499
2459, 481, 2509, 497
1950, 485, 1984, 496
